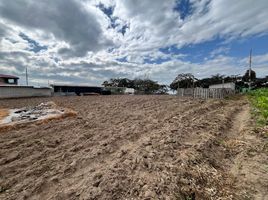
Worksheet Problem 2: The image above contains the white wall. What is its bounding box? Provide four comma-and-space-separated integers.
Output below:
0, 86, 52, 98
125, 88, 135, 94
209, 82, 235, 90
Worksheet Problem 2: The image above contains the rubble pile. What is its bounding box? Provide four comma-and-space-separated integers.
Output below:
0, 101, 76, 127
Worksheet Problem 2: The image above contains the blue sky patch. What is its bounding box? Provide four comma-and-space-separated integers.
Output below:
227, 34, 268, 58
19, 33, 47, 53
174, 0, 193, 20
120, 24, 128, 35
160, 34, 268, 63
98, 3, 114, 19
160, 37, 226, 63
98, 3, 128, 35
116, 56, 128, 63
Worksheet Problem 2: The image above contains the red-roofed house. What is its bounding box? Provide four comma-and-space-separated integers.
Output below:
0, 74, 19, 85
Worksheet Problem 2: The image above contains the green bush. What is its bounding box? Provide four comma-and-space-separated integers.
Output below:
248, 88, 268, 125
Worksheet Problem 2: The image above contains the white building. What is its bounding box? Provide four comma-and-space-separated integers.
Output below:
209, 82, 235, 90
125, 88, 135, 94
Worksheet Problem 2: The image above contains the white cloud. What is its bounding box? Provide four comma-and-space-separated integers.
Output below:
0, 0, 268, 86
0, 0, 113, 56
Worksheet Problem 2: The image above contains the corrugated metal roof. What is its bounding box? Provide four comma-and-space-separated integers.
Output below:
0, 85, 51, 89
0, 74, 19, 79
51, 84, 100, 88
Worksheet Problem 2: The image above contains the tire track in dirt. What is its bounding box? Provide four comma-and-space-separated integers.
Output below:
227, 103, 268, 200
188, 98, 265, 200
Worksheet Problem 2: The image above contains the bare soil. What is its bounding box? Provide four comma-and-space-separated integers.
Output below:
0, 95, 267, 200
0, 109, 9, 121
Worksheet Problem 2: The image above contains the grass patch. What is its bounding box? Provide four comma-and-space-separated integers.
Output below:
248, 88, 268, 126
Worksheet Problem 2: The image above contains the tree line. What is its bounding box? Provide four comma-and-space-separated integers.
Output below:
170, 69, 267, 90
102, 69, 268, 94
102, 78, 168, 94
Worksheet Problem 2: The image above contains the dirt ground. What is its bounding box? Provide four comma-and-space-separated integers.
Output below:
0, 95, 267, 200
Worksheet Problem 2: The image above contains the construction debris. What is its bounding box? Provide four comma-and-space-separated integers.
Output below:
0, 101, 76, 129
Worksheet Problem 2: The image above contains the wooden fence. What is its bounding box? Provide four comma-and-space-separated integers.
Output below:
177, 88, 235, 99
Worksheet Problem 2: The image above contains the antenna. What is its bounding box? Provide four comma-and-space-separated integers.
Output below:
249, 49, 252, 82
26, 66, 29, 86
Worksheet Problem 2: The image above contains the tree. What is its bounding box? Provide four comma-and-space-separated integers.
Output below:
102, 78, 134, 88
102, 78, 167, 94
133, 78, 162, 94
170, 73, 196, 90
242, 69, 256, 82
156, 85, 169, 94
195, 74, 225, 88
210, 74, 225, 84
118, 78, 133, 88
102, 80, 111, 87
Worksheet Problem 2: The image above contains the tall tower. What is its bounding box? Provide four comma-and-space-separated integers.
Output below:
249, 49, 252, 82
249, 49, 252, 89
26, 66, 28, 86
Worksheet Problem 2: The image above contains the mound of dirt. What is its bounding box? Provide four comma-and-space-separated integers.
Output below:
0, 101, 76, 132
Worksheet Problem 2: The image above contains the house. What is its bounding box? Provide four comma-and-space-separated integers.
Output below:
125, 88, 135, 94
0, 74, 19, 85
51, 84, 103, 96
209, 82, 235, 90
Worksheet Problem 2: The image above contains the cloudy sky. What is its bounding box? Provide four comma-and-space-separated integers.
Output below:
0, 0, 268, 86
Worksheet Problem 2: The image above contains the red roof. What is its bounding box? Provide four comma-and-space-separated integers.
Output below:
0, 74, 19, 79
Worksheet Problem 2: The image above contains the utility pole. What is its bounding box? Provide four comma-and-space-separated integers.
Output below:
26, 66, 28, 86
249, 49, 252, 90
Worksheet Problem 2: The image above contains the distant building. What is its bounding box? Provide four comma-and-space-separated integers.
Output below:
125, 88, 135, 94
209, 82, 235, 90
0, 74, 19, 85
51, 84, 103, 96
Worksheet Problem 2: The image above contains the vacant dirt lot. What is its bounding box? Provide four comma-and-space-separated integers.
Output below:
0, 95, 267, 200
